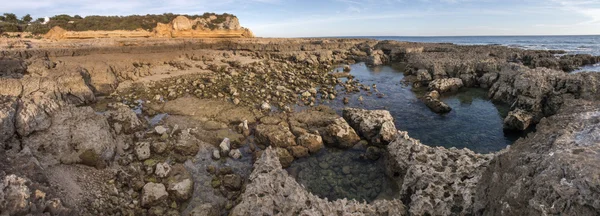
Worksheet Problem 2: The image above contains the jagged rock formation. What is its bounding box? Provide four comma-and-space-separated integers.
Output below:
230, 147, 407, 215
45, 15, 253, 39
475, 99, 600, 215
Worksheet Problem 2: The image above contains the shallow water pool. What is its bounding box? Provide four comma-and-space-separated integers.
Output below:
324, 63, 522, 153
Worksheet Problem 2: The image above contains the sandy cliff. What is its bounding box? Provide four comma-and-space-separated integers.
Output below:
44, 15, 254, 40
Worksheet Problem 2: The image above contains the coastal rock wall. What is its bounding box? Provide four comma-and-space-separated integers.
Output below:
475, 99, 600, 215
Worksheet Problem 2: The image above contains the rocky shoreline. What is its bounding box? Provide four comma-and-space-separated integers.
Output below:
1, 38, 599, 215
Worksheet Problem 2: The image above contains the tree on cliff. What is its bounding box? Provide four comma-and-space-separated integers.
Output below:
22, 14, 32, 23
3, 13, 18, 23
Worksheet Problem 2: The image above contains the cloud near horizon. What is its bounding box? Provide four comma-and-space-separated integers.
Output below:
2, 0, 600, 37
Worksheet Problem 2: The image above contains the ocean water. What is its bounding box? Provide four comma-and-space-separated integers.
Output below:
353, 35, 600, 72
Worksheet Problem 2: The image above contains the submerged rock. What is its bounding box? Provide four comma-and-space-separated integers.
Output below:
423, 96, 452, 114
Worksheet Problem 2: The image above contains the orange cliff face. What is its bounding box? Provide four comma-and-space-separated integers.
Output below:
44, 15, 254, 40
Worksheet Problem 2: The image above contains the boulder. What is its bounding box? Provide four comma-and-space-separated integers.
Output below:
222, 174, 242, 191
103, 103, 144, 134
166, 164, 194, 201
155, 162, 171, 178
229, 149, 242, 159
255, 124, 296, 148
423, 97, 452, 114
415, 69, 432, 82
174, 129, 200, 156
219, 138, 231, 154
141, 183, 168, 207
428, 78, 464, 93
275, 148, 294, 168
297, 133, 324, 153
22, 106, 116, 166
378, 121, 398, 144
503, 108, 534, 131
135, 142, 151, 161
342, 108, 395, 145
0, 175, 30, 215
0, 96, 18, 142
289, 146, 309, 158
323, 117, 361, 148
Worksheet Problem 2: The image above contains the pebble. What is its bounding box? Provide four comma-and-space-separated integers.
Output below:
212, 150, 221, 160
261, 102, 271, 111
229, 149, 242, 159
220, 138, 231, 154
155, 126, 167, 135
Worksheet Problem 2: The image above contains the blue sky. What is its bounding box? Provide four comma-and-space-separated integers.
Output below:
3, 0, 600, 37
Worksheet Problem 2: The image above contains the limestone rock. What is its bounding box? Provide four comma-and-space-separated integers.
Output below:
231, 147, 406, 215
229, 149, 242, 159
155, 162, 171, 178
0, 96, 18, 142
297, 133, 324, 153
174, 129, 200, 156
135, 142, 151, 161
289, 146, 309, 158
222, 174, 242, 191
476, 100, 600, 215
342, 108, 395, 144
423, 96, 452, 114
166, 164, 194, 201
503, 108, 534, 131
323, 117, 361, 148
103, 103, 144, 134
22, 106, 116, 166
386, 131, 494, 216
428, 78, 464, 93
275, 148, 294, 168
212, 150, 221, 160
154, 125, 167, 135
378, 121, 398, 144
141, 183, 168, 207
415, 69, 432, 82
219, 138, 231, 154
0, 175, 30, 215
255, 124, 296, 148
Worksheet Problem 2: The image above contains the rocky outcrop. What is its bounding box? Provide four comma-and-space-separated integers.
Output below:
22, 105, 117, 166
428, 78, 464, 93
0, 174, 69, 215
503, 108, 534, 130
386, 131, 495, 216
475, 99, 600, 215
230, 147, 407, 215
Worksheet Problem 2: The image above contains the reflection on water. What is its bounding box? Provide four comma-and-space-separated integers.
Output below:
326, 63, 520, 153
287, 148, 397, 203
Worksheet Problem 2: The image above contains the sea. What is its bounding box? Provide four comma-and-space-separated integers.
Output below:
353, 35, 600, 72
